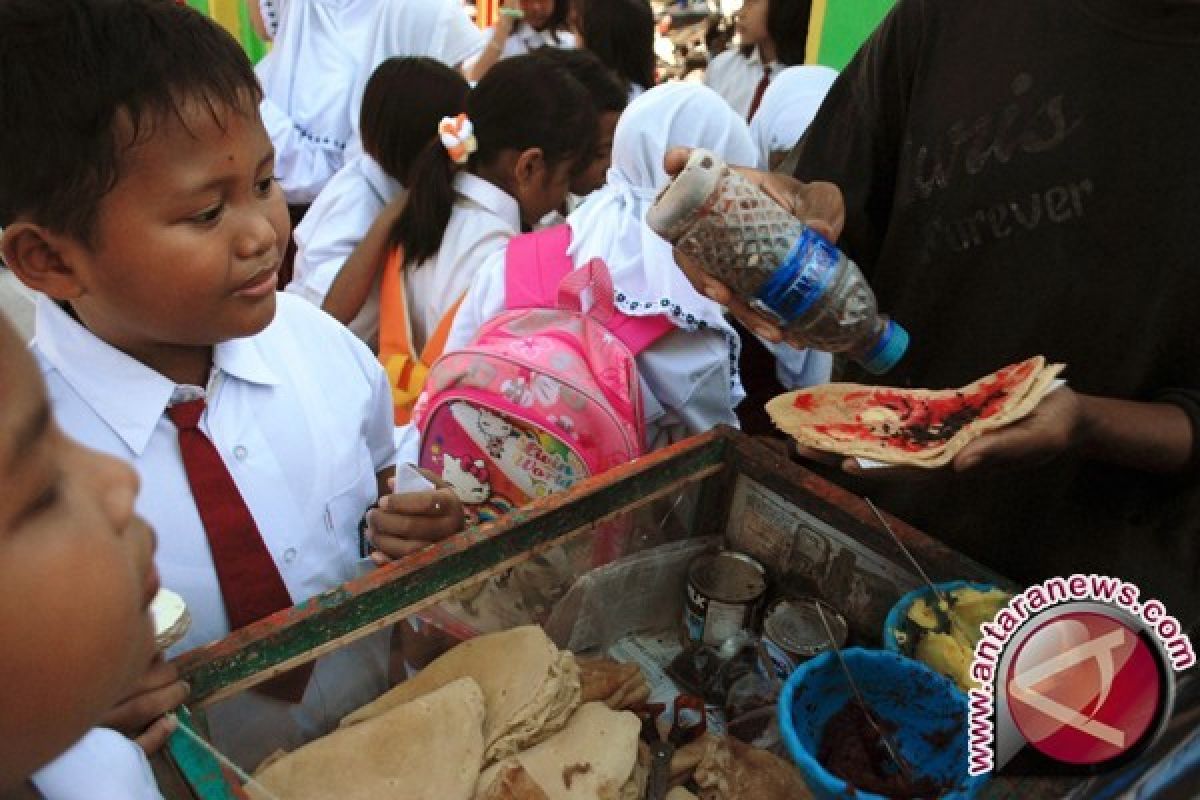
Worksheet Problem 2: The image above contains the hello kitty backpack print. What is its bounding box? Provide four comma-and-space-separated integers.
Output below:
414, 225, 674, 525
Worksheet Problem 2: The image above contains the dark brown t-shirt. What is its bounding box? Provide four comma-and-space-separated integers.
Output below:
791, 0, 1200, 619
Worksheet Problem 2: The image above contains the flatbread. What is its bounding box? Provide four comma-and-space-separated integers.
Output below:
341, 625, 582, 764
250, 678, 485, 800
475, 703, 643, 800
767, 356, 1065, 467
477, 763, 552, 800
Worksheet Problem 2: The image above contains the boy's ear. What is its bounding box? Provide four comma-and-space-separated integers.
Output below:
0, 223, 86, 300
513, 147, 546, 188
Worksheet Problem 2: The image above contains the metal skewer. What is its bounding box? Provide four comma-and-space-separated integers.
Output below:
814, 602, 915, 783
865, 497, 971, 641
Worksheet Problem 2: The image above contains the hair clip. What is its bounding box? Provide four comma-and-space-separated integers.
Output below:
438, 114, 477, 165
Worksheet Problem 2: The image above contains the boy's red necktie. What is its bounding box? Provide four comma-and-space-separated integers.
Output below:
747, 67, 771, 121
168, 397, 310, 703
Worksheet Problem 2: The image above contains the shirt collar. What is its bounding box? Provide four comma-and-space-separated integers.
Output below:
454, 171, 522, 231
34, 295, 281, 456
359, 154, 404, 204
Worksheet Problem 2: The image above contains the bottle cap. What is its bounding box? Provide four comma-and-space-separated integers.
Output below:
861, 319, 908, 375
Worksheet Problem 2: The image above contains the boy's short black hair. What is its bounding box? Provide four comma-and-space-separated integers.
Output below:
528, 48, 627, 115
0, 0, 261, 241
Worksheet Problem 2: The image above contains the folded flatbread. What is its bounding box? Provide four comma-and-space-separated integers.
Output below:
475, 702, 644, 800
250, 678, 485, 800
342, 625, 581, 764
767, 356, 1065, 467
477, 763, 552, 800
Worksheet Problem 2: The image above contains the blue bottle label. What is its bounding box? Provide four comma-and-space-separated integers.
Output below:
751, 227, 842, 325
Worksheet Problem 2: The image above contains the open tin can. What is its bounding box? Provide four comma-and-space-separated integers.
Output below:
684, 551, 767, 647
762, 597, 848, 681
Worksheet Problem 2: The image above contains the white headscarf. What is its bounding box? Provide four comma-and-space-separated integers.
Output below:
748, 65, 839, 170
566, 82, 758, 340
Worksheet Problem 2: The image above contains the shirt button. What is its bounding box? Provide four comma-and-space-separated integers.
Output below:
283, 548, 298, 564
233, 445, 248, 461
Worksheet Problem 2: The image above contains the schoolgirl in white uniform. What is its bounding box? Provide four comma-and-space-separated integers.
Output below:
705, 0, 812, 120
258, 0, 482, 203
446, 83, 780, 450
288, 58, 470, 347
388, 54, 597, 459
467, 0, 575, 83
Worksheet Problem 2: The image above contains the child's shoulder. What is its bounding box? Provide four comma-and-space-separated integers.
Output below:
256, 292, 380, 378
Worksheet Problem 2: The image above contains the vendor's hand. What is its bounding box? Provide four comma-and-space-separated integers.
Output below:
663, 147, 847, 344
98, 654, 190, 755
496, 0, 522, 31
951, 386, 1084, 473
367, 472, 464, 563
789, 387, 1083, 478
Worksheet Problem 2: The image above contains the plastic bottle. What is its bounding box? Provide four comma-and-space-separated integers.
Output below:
647, 149, 908, 374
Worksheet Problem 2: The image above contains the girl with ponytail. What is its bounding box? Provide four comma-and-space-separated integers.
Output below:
392, 54, 595, 351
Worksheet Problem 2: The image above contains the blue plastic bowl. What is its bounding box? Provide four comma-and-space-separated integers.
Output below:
882, 580, 1000, 658
778, 647, 988, 800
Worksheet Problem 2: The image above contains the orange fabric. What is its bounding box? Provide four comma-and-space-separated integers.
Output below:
378, 246, 465, 425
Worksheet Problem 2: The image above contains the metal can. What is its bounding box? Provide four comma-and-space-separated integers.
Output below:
684, 551, 767, 646
761, 597, 848, 681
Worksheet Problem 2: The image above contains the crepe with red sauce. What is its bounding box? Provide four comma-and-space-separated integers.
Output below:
766, 356, 1065, 467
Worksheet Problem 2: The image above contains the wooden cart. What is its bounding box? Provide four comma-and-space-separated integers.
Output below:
156, 428, 1080, 799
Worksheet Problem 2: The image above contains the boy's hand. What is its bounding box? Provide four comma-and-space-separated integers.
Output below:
366, 472, 465, 562
662, 147, 847, 344
99, 654, 190, 754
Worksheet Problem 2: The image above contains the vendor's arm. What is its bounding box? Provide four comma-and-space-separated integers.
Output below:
954, 390, 1194, 475
322, 192, 408, 325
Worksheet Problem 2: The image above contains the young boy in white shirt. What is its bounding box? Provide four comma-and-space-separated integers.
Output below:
0, 0, 464, 770
0, 313, 163, 798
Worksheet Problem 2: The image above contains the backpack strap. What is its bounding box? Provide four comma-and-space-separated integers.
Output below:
504, 225, 675, 357
379, 245, 464, 425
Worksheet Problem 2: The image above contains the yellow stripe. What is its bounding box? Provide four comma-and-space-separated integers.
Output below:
806, 0, 828, 65
208, 0, 242, 39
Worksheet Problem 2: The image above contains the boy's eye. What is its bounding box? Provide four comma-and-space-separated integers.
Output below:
254, 176, 276, 196
19, 480, 60, 525
190, 204, 224, 225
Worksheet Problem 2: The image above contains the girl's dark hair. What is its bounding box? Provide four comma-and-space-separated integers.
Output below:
572, 0, 655, 94
392, 55, 596, 266
528, 48, 627, 114
740, 0, 812, 65
0, 0, 259, 241
520, 0, 570, 42
360, 57, 469, 186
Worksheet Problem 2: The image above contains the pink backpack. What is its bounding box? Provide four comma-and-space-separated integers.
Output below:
414, 225, 674, 525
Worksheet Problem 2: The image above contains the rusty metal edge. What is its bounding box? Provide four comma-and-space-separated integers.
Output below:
172, 430, 732, 703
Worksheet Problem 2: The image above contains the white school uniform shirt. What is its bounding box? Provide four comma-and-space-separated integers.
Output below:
393, 171, 522, 462
32, 728, 162, 800
747, 65, 838, 170
485, 23, 576, 59
33, 293, 396, 769
287, 153, 403, 347
704, 46, 783, 119
443, 83, 764, 454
